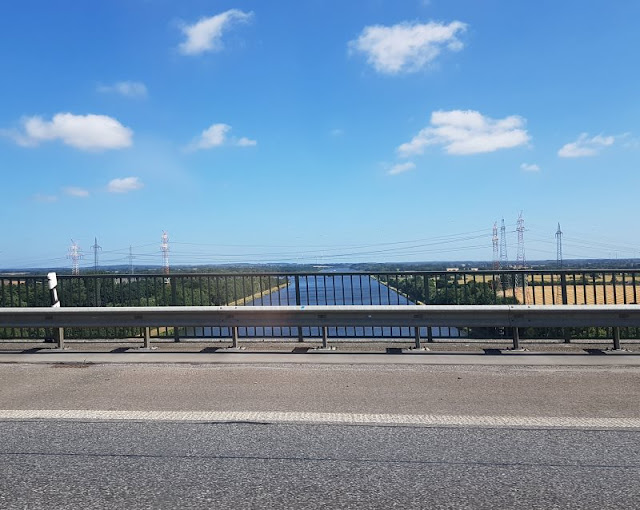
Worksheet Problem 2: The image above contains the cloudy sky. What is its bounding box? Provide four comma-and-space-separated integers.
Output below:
1, 0, 639, 268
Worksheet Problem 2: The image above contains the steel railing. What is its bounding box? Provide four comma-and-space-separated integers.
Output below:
0, 304, 638, 351
1, 269, 640, 341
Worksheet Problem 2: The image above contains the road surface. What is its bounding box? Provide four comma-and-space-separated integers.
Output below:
0, 358, 638, 508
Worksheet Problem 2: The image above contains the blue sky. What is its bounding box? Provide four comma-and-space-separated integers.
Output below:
1, 0, 639, 268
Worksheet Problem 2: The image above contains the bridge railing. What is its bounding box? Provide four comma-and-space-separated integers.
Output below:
1, 269, 639, 341
0, 304, 637, 351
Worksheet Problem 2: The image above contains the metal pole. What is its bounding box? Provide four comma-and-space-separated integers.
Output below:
414, 327, 421, 350
427, 326, 433, 343
512, 327, 520, 350
613, 327, 621, 350
561, 274, 568, 305
171, 278, 179, 342
294, 275, 303, 342
322, 326, 328, 349
143, 327, 151, 349
232, 326, 239, 349
560, 274, 571, 342
54, 327, 65, 350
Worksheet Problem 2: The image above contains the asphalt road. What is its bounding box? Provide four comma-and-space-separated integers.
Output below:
0, 420, 638, 509
1, 362, 640, 417
1, 360, 639, 508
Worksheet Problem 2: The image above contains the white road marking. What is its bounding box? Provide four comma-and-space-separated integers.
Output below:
0, 409, 638, 429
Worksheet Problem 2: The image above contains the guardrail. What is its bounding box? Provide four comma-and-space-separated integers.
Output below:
2, 269, 640, 341
1, 305, 638, 351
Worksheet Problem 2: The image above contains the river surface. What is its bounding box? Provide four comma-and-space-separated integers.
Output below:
186, 273, 460, 339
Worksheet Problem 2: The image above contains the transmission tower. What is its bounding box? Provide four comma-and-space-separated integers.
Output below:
556, 223, 563, 268
128, 245, 135, 275
516, 212, 526, 268
161, 231, 170, 275
515, 212, 527, 302
91, 237, 102, 272
498, 219, 510, 292
555, 223, 564, 304
499, 219, 508, 268
68, 239, 83, 275
492, 222, 500, 269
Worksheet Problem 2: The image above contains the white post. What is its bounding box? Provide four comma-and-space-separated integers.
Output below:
47, 272, 64, 349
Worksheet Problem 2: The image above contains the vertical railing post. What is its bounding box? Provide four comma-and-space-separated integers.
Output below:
171, 277, 179, 342
294, 275, 303, 342
560, 273, 571, 343
232, 326, 239, 349
311, 325, 335, 351
612, 327, 621, 351
564, 329, 571, 344
427, 326, 433, 343
93, 275, 102, 308
403, 325, 428, 352
560, 274, 568, 305
512, 327, 520, 350
47, 272, 64, 349
143, 327, 151, 349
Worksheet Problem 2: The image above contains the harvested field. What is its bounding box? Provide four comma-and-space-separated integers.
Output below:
503, 284, 639, 305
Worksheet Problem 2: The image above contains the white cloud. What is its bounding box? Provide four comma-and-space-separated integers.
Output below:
179, 9, 253, 55
398, 110, 530, 157
64, 187, 90, 197
98, 81, 148, 98
189, 123, 257, 150
236, 137, 257, 147
520, 163, 540, 172
349, 20, 467, 74
558, 133, 615, 158
10, 113, 132, 151
107, 177, 143, 193
197, 123, 230, 148
388, 161, 416, 175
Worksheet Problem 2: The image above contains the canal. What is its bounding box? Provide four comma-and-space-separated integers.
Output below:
186, 272, 460, 339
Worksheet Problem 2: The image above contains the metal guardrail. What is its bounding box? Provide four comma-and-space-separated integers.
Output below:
2, 269, 640, 340
0, 305, 638, 351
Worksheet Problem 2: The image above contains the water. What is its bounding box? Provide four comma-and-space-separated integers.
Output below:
185, 273, 460, 339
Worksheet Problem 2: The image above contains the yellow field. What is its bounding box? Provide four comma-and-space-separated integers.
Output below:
503, 285, 638, 305
448, 273, 638, 305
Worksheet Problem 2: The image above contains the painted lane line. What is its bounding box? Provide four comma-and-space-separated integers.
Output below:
0, 410, 639, 429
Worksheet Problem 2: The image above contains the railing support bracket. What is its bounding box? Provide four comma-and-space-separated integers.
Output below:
402, 327, 430, 353
612, 327, 622, 351
311, 326, 336, 351
54, 327, 65, 350
218, 326, 246, 352
506, 327, 527, 352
